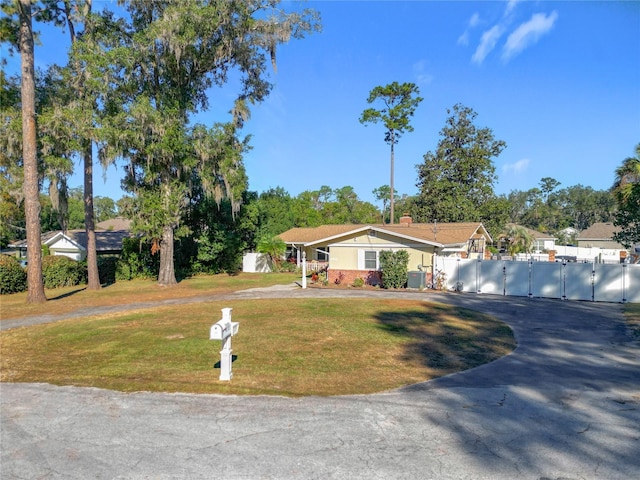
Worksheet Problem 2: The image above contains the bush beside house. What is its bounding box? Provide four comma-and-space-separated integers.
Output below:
380, 250, 409, 289
0, 255, 27, 294
42, 256, 88, 289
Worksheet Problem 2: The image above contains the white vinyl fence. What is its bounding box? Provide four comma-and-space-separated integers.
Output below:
434, 257, 640, 303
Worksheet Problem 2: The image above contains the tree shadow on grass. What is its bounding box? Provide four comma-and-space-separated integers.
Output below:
387, 296, 640, 478
374, 303, 515, 374
47, 287, 87, 301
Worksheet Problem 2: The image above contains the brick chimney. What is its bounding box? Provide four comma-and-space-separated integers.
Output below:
399, 213, 412, 226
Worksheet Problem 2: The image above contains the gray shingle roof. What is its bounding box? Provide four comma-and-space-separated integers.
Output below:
96, 217, 132, 231
577, 222, 620, 240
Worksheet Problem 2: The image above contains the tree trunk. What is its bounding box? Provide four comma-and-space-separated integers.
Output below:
157, 225, 177, 286
20, 0, 46, 303
84, 141, 101, 289
389, 138, 395, 225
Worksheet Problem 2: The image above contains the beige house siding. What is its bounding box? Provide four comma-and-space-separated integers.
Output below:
327, 243, 434, 271
577, 239, 625, 249
323, 233, 435, 286
279, 221, 490, 287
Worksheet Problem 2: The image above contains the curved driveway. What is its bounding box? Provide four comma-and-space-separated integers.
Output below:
1, 286, 639, 479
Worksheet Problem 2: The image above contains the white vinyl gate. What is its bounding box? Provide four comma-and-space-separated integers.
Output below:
434, 257, 640, 303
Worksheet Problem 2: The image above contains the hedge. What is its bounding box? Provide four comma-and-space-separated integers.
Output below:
41, 255, 87, 289
0, 254, 27, 294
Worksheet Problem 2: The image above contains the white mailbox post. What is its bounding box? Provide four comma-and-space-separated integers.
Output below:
210, 307, 239, 381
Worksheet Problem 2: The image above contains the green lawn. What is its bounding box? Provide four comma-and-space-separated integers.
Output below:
1, 272, 298, 321
1, 275, 516, 396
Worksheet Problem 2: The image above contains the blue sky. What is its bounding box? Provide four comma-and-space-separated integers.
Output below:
10, 0, 640, 208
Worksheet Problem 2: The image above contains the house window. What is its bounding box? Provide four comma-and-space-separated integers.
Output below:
316, 248, 328, 261
364, 250, 377, 269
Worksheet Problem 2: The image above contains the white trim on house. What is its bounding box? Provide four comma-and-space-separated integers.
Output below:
441, 246, 467, 253
305, 225, 442, 249
328, 241, 430, 249
305, 226, 373, 247
374, 228, 442, 248
45, 232, 86, 250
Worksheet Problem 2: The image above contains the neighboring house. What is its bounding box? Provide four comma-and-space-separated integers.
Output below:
278, 215, 492, 286
498, 224, 557, 253
96, 217, 132, 231
577, 222, 625, 250
9, 217, 131, 262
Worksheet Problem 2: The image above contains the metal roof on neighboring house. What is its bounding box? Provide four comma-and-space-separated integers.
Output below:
9, 228, 130, 253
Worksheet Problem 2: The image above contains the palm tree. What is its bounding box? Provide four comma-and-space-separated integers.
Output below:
612, 143, 640, 203
257, 236, 286, 270
502, 224, 534, 256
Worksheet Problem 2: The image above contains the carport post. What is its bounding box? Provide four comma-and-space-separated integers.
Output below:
302, 251, 307, 289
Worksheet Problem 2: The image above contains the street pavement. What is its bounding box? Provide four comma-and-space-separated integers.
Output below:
1, 286, 639, 479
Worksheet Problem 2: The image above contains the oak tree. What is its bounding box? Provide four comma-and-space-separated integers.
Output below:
414, 104, 506, 226
90, 0, 320, 286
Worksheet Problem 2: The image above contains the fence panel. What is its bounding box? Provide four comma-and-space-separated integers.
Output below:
435, 257, 464, 290
455, 259, 479, 292
479, 261, 505, 295
531, 262, 563, 299
564, 263, 594, 301
435, 258, 638, 303
593, 264, 624, 303
505, 261, 531, 297
626, 265, 640, 303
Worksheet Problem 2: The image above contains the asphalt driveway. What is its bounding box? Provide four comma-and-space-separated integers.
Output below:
1, 287, 638, 479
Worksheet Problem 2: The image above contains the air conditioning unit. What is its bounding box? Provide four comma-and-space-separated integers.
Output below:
407, 271, 426, 289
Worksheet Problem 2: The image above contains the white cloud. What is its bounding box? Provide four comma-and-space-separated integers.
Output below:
504, 0, 520, 18
502, 11, 559, 61
503, 158, 530, 174
472, 25, 504, 65
413, 60, 434, 86
457, 31, 470, 46
458, 12, 481, 46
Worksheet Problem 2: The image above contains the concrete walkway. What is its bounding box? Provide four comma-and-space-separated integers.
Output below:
1, 287, 639, 479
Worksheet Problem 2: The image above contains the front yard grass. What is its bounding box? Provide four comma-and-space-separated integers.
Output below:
1, 272, 299, 321
0, 296, 515, 397
624, 303, 640, 338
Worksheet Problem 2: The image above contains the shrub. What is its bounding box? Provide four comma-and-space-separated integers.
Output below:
116, 237, 158, 281
379, 250, 409, 289
434, 269, 448, 290
277, 260, 298, 273
352, 277, 364, 288
97, 256, 118, 285
0, 254, 27, 294
42, 255, 87, 289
